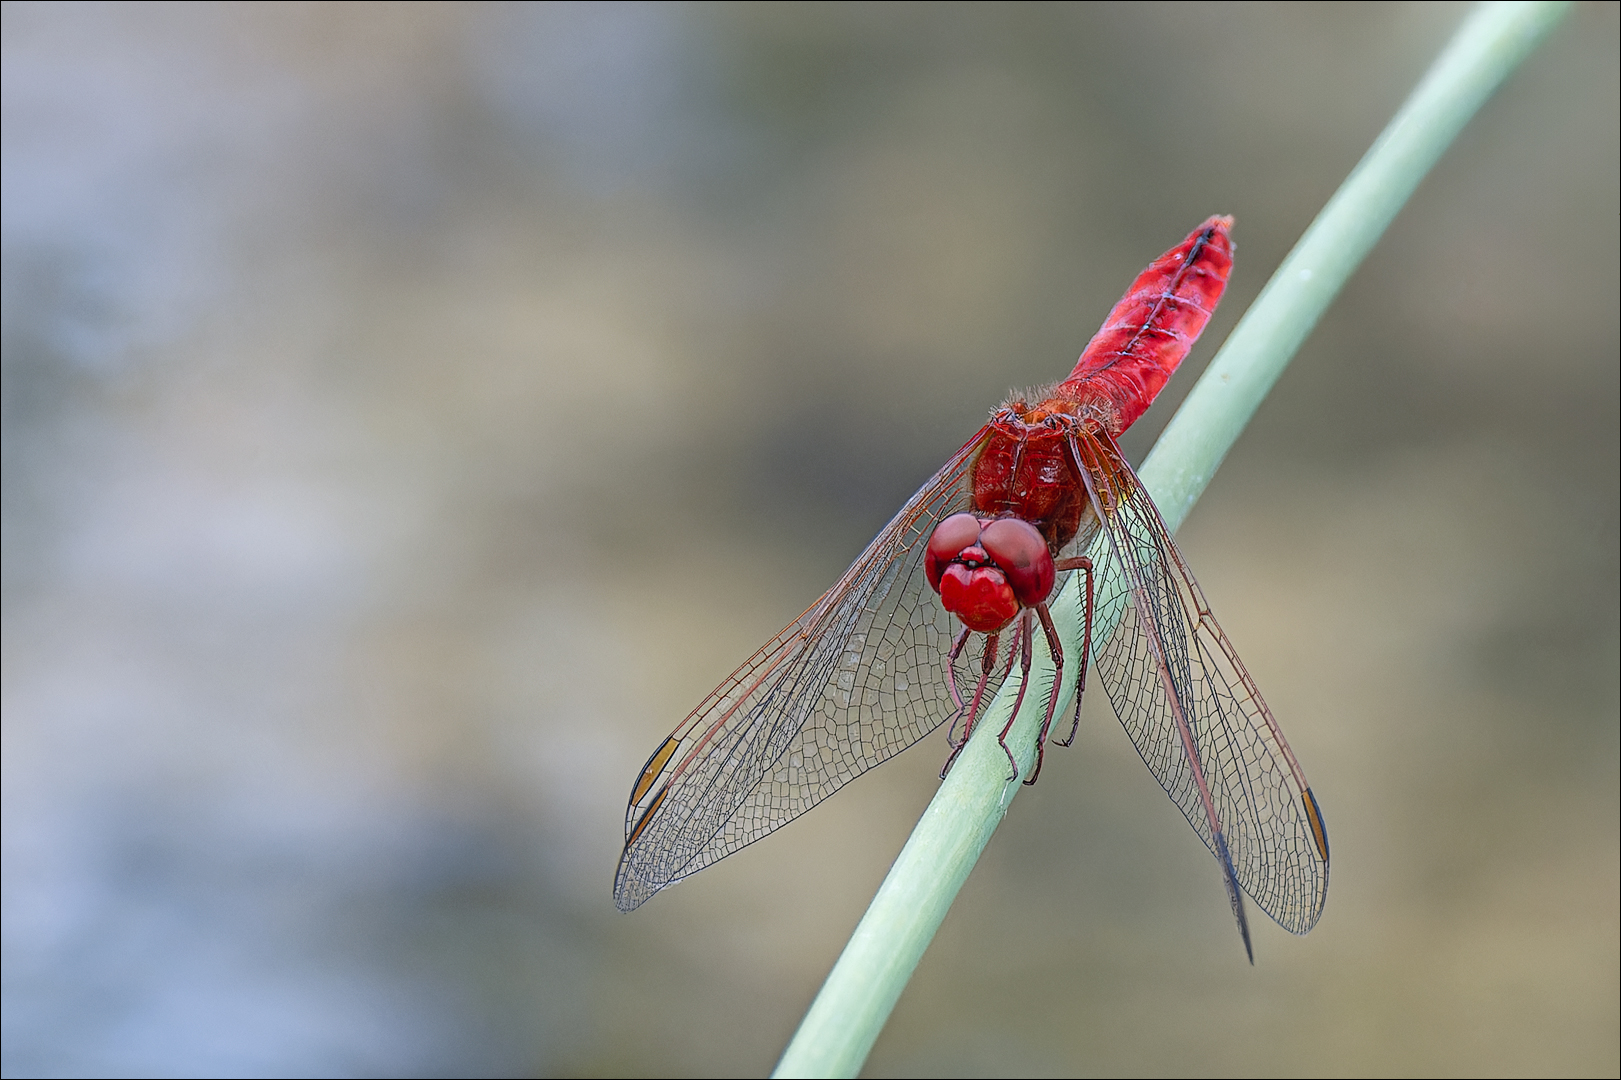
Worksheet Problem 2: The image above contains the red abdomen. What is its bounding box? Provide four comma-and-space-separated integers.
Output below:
1055, 215, 1233, 433
967, 217, 1235, 552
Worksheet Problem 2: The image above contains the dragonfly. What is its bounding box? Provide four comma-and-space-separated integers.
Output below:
615, 217, 1329, 960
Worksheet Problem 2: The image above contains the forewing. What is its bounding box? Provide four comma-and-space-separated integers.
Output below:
614, 430, 989, 911
1076, 433, 1329, 934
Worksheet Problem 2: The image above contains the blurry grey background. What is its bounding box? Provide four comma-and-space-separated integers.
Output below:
2, 3, 1616, 1076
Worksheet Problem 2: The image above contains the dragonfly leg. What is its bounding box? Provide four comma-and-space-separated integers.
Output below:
1051, 555, 1093, 747
943, 626, 974, 746
950, 630, 998, 751
1024, 602, 1068, 785
941, 632, 998, 778
996, 610, 1036, 784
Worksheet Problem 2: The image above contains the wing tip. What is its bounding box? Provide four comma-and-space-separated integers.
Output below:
1215, 832, 1255, 963
1303, 786, 1331, 864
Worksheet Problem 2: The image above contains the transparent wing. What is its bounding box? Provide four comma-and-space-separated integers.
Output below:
1074, 430, 1330, 934
614, 429, 991, 911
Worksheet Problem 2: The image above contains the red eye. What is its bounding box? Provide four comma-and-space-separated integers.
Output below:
979, 518, 1054, 606
924, 512, 984, 592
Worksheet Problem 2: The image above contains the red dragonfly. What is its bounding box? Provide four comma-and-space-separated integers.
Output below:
615, 217, 1329, 959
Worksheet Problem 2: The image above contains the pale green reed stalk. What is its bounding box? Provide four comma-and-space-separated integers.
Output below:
773, 4, 1572, 1077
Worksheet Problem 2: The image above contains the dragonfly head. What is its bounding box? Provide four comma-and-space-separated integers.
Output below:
924, 513, 1055, 632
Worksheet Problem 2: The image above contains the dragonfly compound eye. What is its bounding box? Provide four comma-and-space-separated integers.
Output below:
924, 512, 987, 592
979, 517, 1055, 606
938, 563, 1020, 633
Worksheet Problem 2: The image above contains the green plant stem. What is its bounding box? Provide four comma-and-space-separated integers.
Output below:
772, 4, 1571, 1077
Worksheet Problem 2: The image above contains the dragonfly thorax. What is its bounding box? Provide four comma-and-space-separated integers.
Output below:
969, 408, 1101, 553
997, 388, 1117, 433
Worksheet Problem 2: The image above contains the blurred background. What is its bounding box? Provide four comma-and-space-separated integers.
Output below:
2, 3, 1615, 1076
